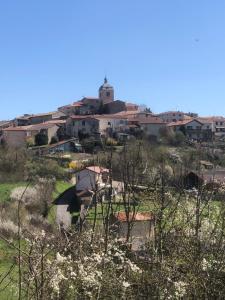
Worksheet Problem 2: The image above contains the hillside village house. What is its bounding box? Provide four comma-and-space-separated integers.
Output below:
66, 114, 128, 138
3, 123, 59, 147
103, 100, 139, 114
168, 118, 213, 141
76, 166, 110, 192
124, 114, 166, 139
138, 116, 166, 139
157, 111, 198, 123
13, 111, 66, 127
198, 116, 225, 139
110, 212, 155, 250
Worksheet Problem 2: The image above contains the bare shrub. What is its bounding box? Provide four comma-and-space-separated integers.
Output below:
0, 219, 18, 239
10, 178, 55, 218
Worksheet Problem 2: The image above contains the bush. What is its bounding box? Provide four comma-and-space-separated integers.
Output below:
10, 179, 55, 218
50, 136, 59, 144
25, 158, 67, 180
0, 219, 18, 238
35, 132, 48, 146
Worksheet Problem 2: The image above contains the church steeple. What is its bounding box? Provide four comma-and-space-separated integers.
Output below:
99, 77, 114, 104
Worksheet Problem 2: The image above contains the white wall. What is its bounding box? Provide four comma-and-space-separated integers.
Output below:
76, 169, 98, 191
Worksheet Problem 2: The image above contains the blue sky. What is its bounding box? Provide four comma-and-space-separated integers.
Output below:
0, 0, 225, 120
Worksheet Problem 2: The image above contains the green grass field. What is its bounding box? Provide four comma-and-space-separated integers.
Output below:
0, 180, 73, 299
0, 183, 26, 203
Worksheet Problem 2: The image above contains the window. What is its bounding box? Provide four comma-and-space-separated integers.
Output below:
82, 120, 85, 126
216, 122, 218, 125
106, 92, 110, 97
196, 126, 201, 129
187, 126, 193, 129
220, 122, 223, 125
108, 122, 111, 126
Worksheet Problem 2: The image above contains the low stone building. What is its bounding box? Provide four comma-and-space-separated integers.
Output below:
110, 212, 155, 251
66, 114, 128, 138
75, 166, 110, 192
3, 123, 59, 148
168, 118, 212, 141
103, 100, 139, 114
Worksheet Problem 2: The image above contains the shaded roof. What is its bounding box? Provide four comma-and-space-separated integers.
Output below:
44, 120, 66, 125
48, 138, 79, 149
70, 115, 98, 121
72, 101, 84, 107
70, 114, 128, 121
4, 123, 57, 132
113, 211, 154, 222
53, 186, 81, 212
186, 170, 225, 184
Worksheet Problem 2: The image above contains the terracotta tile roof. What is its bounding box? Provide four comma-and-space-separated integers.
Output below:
86, 166, 109, 174
44, 120, 66, 125
29, 123, 58, 130
93, 114, 127, 120
114, 211, 154, 222
72, 101, 84, 107
198, 116, 225, 122
3, 126, 30, 131
125, 102, 139, 107
29, 112, 57, 118
114, 111, 139, 116
167, 118, 203, 127
48, 139, 78, 149
70, 115, 97, 120
4, 123, 57, 132
70, 114, 127, 121
196, 117, 214, 124
138, 116, 165, 124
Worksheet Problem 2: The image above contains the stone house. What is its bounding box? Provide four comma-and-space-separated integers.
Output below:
103, 100, 139, 114
66, 116, 100, 138
168, 119, 209, 140
66, 114, 128, 138
198, 116, 225, 139
138, 116, 167, 139
75, 166, 110, 192
110, 212, 155, 251
157, 111, 188, 123
3, 123, 59, 148
13, 111, 66, 126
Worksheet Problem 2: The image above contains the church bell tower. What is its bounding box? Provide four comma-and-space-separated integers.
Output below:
99, 77, 114, 104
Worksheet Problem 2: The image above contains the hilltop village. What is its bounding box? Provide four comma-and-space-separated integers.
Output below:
1, 80, 225, 298
1, 78, 225, 150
